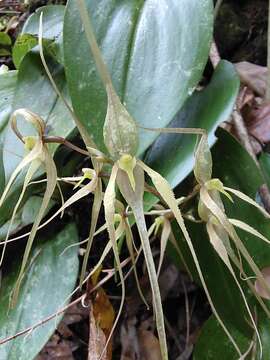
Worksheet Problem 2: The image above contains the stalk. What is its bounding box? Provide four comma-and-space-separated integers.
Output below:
76, 0, 113, 88
133, 205, 168, 359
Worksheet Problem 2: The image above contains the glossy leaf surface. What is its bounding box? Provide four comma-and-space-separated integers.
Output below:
64, 0, 213, 154
193, 315, 250, 360
0, 196, 55, 241
193, 310, 270, 360
145, 61, 240, 188
0, 223, 79, 360
0, 70, 17, 195
13, 5, 65, 68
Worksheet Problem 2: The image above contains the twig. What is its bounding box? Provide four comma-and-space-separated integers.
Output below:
0, 296, 83, 346
43, 136, 90, 157
0, 10, 20, 14
0, 269, 117, 346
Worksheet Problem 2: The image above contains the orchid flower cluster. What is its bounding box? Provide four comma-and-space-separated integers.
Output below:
1, 1, 270, 359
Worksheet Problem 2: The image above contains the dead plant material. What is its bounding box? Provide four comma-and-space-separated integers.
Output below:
244, 100, 270, 146
36, 333, 76, 360
235, 62, 267, 97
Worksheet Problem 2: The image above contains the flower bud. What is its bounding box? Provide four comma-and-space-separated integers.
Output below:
103, 85, 138, 160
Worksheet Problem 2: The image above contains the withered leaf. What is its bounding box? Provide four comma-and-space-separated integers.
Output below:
235, 61, 267, 97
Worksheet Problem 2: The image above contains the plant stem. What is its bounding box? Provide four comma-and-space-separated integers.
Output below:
77, 0, 113, 88
214, 0, 223, 20
132, 203, 168, 360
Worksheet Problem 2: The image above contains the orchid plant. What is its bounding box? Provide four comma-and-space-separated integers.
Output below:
1, 1, 270, 359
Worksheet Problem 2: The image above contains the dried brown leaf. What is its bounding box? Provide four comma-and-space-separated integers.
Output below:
88, 285, 115, 360
255, 267, 270, 300
36, 334, 75, 360
245, 101, 270, 145
120, 317, 140, 360
138, 329, 162, 360
235, 61, 267, 97
89, 305, 108, 360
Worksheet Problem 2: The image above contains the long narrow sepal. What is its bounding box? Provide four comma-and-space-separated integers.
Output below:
224, 186, 270, 219
0, 159, 41, 267
207, 221, 262, 357
200, 187, 270, 300
138, 160, 243, 357
117, 165, 168, 360
230, 219, 270, 245
12, 146, 57, 306
103, 164, 126, 359
80, 178, 103, 287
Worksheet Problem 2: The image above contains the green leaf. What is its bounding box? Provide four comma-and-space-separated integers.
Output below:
22, 5, 64, 40
18, 5, 65, 65
0, 70, 17, 195
12, 34, 38, 69
145, 61, 240, 189
193, 315, 250, 360
1, 52, 74, 225
0, 223, 79, 360
0, 195, 55, 242
193, 310, 270, 360
0, 32, 11, 46
0, 32, 11, 55
0, 70, 17, 135
0, 49, 11, 56
64, 0, 213, 154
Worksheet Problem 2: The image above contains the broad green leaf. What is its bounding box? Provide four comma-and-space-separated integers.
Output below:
0, 223, 79, 360
64, 0, 213, 154
13, 5, 65, 67
22, 5, 64, 40
12, 34, 38, 69
1, 52, 74, 225
145, 61, 240, 188
193, 316, 250, 360
0, 70, 17, 133
0, 32, 11, 46
193, 311, 270, 360
0, 195, 55, 241
0, 70, 17, 195
0, 32, 11, 56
